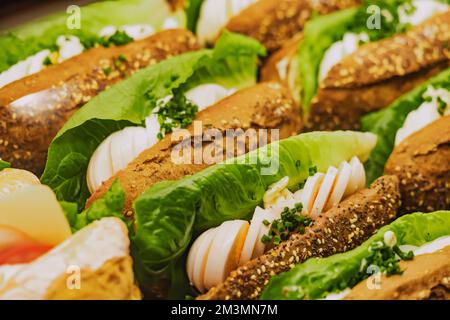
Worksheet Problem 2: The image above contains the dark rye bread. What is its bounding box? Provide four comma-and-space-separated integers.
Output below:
199, 175, 400, 300
346, 245, 450, 300
306, 10, 450, 131
86, 82, 302, 215
0, 29, 200, 174
226, 0, 360, 52
385, 116, 450, 214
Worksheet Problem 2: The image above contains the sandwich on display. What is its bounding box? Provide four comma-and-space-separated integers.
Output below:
0, 0, 448, 302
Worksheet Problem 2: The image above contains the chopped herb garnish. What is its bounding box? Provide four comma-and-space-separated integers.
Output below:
118, 54, 127, 62
100, 30, 133, 47
342, 240, 414, 291
103, 66, 112, 76
43, 56, 53, 66
308, 165, 317, 176
437, 96, 447, 116
156, 90, 199, 139
349, 0, 414, 42
295, 160, 301, 168
261, 203, 311, 246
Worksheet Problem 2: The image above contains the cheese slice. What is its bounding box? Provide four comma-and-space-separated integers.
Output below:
0, 185, 71, 246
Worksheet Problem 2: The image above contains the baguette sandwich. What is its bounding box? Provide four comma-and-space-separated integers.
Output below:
261, 210, 450, 300
261, 0, 450, 130
362, 68, 450, 213
0, 28, 199, 175
188, 0, 360, 51
41, 32, 273, 211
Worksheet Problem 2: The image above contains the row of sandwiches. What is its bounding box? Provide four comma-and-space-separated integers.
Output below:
0, 0, 449, 300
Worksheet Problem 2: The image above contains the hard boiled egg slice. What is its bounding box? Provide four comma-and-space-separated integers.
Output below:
187, 228, 217, 292
239, 207, 268, 265
301, 173, 325, 217
0, 169, 40, 198
344, 157, 363, 197
311, 166, 338, 219
86, 135, 114, 193
324, 161, 352, 211
0, 185, 71, 246
252, 210, 276, 259
203, 220, 249, 290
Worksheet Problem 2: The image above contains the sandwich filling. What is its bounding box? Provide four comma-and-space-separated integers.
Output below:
324, 233, 450, 300
0, 19, 179, 89
187, 156, 367, 293
395, 85, 450, 145
196, 0, 258, 44
86, 84, 236, 192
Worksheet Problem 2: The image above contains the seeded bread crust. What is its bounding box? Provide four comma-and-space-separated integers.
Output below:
86, 82, 302, 216
385, 116, 450, 214
0, 29, 200, 174
198, 175, 400, 300
306, 11, 450, 131
345, 246, 450, 300
226, 0, 360, 52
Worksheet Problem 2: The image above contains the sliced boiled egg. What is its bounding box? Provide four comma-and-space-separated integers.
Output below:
252, 210, 276, 259
311, 166, 338, 219
203, 220, 249, 290
239, 207, 267, 265
301, 173, 325, 216
264, 176, 289, 208
344, 157, 364, 197
187, 227, 217, 292
324, 161, 352, 211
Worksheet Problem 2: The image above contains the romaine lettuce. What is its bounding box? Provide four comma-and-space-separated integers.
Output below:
361, 68, 450, 183
261, 210, 450, 300
41, 32, 265, 209
131, 131, 376, 295
0, 0, 184, 73
298, 0, 417, 111
0, 160, 10, 171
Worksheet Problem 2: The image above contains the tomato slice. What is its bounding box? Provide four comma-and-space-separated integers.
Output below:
0, 225, 52, 265
0, 244, 53, 265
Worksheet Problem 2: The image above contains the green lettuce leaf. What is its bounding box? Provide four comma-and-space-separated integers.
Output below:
132, 131, 377, 293
185, 0, 204, 33
0, 159, 11, 171
298, 8, 357, 110
298, 0, 415, 111
41, 33, 264, 209
0, 0, 184, 73
361, 68, 450, 183
261, 210, 450, 300
61, 180, 130, 233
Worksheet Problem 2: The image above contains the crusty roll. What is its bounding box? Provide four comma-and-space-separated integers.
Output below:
0, 29, 200, 175
199, 175, 400, 300
305, 11, 450, 131
86, 82, 302, 215
385, 116, 450, 214
0, 217, 140, 300
226, 0, 359, 52
345, 245, 450, 300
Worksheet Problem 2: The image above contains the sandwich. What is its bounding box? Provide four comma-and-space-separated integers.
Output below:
60, 129, 402, 298
1, 4, 199, 174
41, 32, 291, 212
0, 0, 184, 87
187, 0, 360, 51
261, 210, 450, 300
261, 0, 450, 130
0, 163, 140, 300
362, 68, 450, 213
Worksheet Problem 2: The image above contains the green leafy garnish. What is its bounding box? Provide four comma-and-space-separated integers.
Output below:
437, 96, 448, 116
43, 55, 52, 66
100, 30, 133, 47
156, 89, 199, 139
262, 204, 312, 246
0, 159, 11, 171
